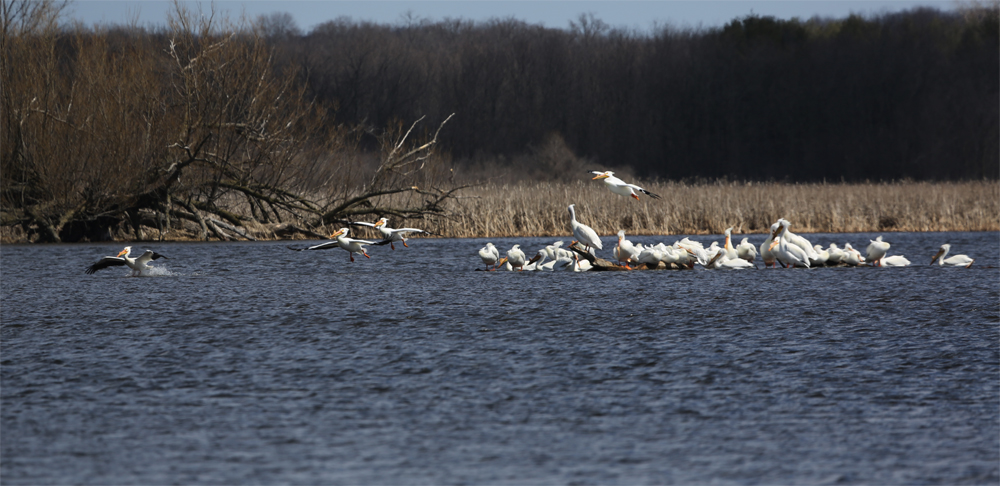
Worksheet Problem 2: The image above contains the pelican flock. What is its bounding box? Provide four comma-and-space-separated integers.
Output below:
81, 170, 979, 276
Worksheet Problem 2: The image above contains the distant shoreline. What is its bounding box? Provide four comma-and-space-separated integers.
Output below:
3, 181, 996, 244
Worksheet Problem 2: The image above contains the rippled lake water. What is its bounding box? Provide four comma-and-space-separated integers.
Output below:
2, 231, 998, 484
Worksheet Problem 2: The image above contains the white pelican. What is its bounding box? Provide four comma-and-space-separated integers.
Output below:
930, 244, 975, 267
826, 243, 846, 264
86, 246, 168, 276
288, 240, 340, 251
842, 243, 865, 266
637, 245, 664, 266
777, 219, 819, 260
866, 236, 891, 266
525, 248, 557, 271
568, 204, 603, 253
769, 222, 810, 268
613, 230, 640, 267
554, 252, 591, 272
881, 255, 911, 267
722, 227, 739, 260
331, 228, 377, 262
706, 248, 756, 269
810, 244, 830, 266
478, 242, 500, 270
589, 171, 661, 200
506, 244, 527, 271
737, 237, 757, 263
352, 217, 429, 250
666, 244, 697, 268
760, 221, 780, 268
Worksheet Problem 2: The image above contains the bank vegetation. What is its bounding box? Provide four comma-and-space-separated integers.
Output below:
1, 0, 997, 243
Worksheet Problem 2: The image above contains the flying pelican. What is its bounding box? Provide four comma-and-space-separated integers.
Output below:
769, 222, 810, 268
86, 246, 168, 276
737, 237, 757, 263
506, 244, 527, 271
866, 236, 891, 266
881, 255, 911, 267
330, 228, 377, 262
478, 242, 500, 270
930, 244, 974, 267
568, 204, 603, 253
589, 171, 661, 200
352, 217, 429, 250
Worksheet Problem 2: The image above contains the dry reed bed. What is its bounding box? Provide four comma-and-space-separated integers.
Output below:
434, 181, 999, 238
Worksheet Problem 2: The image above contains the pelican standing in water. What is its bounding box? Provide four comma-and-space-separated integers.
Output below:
352, 217, 429, 250
930, 244, 975, 267
589, 171, 661, 200
330, 228, 377, 262
568, 204, 603, 253
86, 246, 168, 276
478, 242, 500, 270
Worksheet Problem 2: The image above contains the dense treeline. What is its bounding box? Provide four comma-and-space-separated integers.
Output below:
2, 1, 459, 242
282, 6, 998, 181
1, 1, 996, 243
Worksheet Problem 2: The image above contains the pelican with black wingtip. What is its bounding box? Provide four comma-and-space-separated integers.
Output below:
86, 246, 168, 276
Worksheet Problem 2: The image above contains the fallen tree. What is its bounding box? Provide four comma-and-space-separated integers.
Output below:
1, 0, 467, 242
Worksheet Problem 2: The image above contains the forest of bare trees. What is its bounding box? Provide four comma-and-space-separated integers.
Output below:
1, 0, 997, 242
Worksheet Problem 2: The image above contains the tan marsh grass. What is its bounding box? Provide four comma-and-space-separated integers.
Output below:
433, 180, 999, 238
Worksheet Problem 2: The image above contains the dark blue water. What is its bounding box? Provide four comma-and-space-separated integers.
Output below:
2, 231, 998, 485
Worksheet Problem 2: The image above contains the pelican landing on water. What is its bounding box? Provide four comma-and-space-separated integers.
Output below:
86, 246, 168, 276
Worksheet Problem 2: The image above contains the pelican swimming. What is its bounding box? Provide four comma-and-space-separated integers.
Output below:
881, 255, 911, 267
866, 236, 891, 266
930, 244, 974, 267
352, 217, 428, 250
85, 246, 168, 276
330, 228, 377, 262
589, 171, 661, 200
478, 242, 500, 270
568, 204, 603, 253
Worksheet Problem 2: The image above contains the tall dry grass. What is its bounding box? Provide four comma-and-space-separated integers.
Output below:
431, 180, 1000, 237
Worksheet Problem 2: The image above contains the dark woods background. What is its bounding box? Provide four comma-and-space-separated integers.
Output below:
284, 7, 999, 181
2, 1, 997, 242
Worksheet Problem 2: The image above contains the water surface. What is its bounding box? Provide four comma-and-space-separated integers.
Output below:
2, 231, 998, 484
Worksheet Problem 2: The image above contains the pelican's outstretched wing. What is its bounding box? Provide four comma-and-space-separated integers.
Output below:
288, 241, 341, 251
85, 257, 127, 274
625, 184, 661, 199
